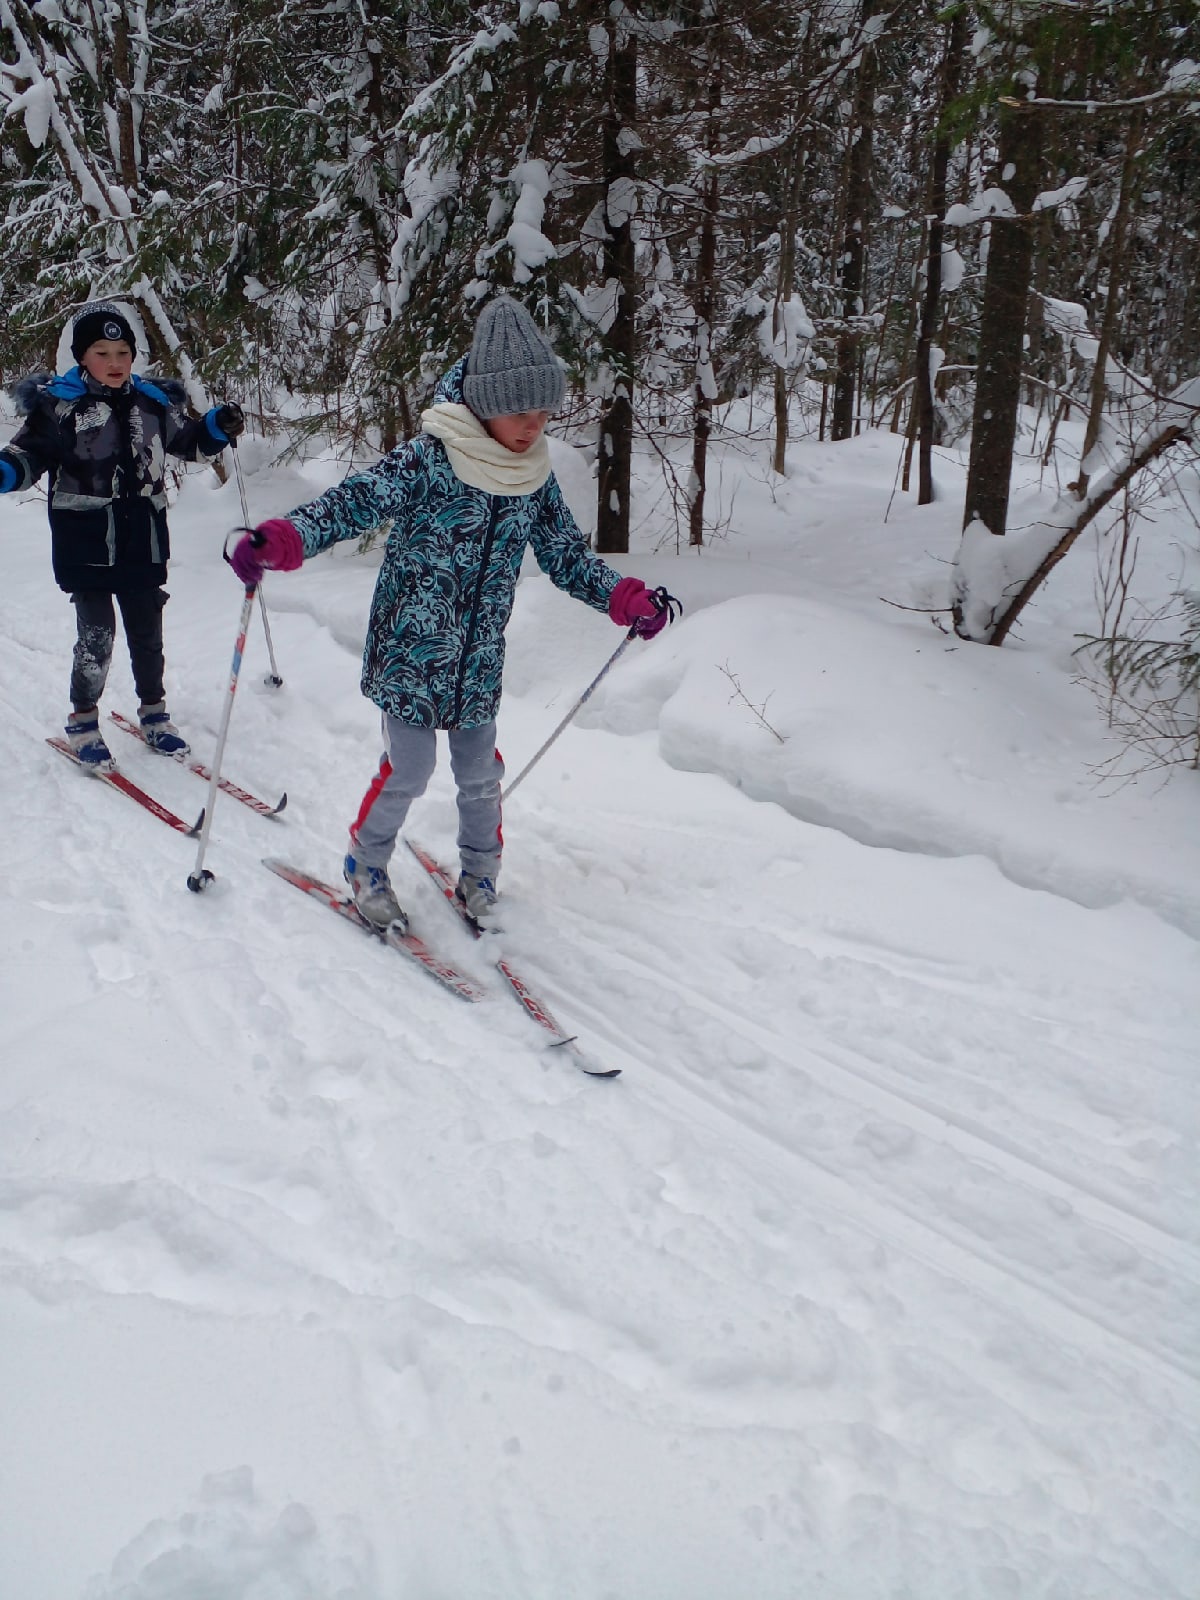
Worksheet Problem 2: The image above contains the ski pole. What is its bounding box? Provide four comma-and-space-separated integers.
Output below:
501, 631, 638, 803
187, 573, 259, 892
229, 439, 283, 687
501, 587, 682, 802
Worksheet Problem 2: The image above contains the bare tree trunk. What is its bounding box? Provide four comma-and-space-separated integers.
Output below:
831, 0, 877, 442
960, 98, 1043, 540
596, 6, 639, 555
1077, 110, 1142, 498
111, 4, 139, 190
688, 27, 722, 549
772, 371, 789, 475
772, 15, 817, 475
916, 5, 965, 504
772, 138, 803, 476
689, 165, 719, 548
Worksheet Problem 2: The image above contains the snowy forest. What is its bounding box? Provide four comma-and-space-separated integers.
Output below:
3, 0, 1199, 665
4, 5, 1200, 1596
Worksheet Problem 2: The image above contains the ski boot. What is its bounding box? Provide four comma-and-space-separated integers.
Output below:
456, 870, 499, 924
139, 701, 190, 756
344, 853, 409, 932
65, 709, 115, 772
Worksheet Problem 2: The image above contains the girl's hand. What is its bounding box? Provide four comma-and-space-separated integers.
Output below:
608, 577, 682, 639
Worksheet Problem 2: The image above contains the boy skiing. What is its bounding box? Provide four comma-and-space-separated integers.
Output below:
230, 296, 676, 930
0, 300, 245, 768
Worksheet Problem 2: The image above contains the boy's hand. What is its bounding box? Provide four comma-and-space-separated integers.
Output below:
0, 458, 17, 493
608, 577, 682, 639
205, 402, 245, 444
214, 403, 246, 439
228, 519, 304, 585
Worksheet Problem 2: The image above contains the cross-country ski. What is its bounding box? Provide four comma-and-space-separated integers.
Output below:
262, 858, 487, 1004
110, 711, 286, 817
406, 838, 621, 1078
47, 735, 203, 835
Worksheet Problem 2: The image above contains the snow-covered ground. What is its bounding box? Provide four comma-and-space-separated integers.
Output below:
1, 400, 1197, 1599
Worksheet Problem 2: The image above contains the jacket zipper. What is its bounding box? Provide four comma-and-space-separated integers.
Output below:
111, 387, 139, 565
453, 498, 502, 726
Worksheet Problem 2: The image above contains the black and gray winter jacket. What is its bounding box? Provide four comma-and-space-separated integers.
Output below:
1, 367, 226, 593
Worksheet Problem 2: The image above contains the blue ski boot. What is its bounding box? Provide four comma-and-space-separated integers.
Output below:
139, 701, 190, 756
65, 709, 115, 772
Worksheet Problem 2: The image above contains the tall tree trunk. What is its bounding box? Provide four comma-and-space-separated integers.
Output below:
111, 4, 139, 192
831, 0, 877, 443
688, 23, 722, 549
595, 6, 638, 555
772, 137, 803, 476
772, 15, 816, 476
689, 163, 719, 548
1077, 110, 1142, 498
960, 98, 1043, 539
916, 5, 966, 504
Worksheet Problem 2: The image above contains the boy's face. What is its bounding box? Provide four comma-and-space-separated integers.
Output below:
485, 410, 549, 454
81, 340, 134, 387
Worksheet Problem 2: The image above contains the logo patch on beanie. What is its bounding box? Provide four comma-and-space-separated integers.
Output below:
103, 321, 123, 340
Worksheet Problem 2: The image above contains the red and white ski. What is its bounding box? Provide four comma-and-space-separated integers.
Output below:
262, 858, 487, 1004
110, 712, 286, 818
47, 736, 203, 835
405, 839, 620, 1077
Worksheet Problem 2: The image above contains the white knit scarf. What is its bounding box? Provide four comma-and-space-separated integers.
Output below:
420, 402, 551, 496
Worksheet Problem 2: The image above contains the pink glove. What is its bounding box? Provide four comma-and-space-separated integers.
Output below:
608, 577, 680, 639
229, 518, 304, 586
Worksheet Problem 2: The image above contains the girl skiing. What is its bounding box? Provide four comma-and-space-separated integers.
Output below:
230, 296, 675, 929
0, 300, 245, 768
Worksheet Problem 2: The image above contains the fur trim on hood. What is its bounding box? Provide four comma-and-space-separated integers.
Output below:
10, 369, 189, 414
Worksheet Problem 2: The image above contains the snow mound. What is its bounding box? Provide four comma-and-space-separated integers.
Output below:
83, 1467, 377, 1600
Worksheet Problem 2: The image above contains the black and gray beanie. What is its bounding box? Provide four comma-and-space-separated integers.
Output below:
461, 297, 565, 419
70, 300, 137, 360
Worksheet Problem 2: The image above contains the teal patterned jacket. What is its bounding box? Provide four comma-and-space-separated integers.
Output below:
288, 360, 621, 730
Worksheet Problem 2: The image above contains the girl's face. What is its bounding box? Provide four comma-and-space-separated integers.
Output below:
81, 340, 134, 388
485, 410, 549, 454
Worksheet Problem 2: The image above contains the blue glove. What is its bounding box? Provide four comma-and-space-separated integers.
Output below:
214, 402, 245, 439
204, 403, 245, 444
0, 457, 18, 493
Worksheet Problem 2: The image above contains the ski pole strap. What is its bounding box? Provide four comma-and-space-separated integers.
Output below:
221, 526, 265, 566
629, 585, 683, 639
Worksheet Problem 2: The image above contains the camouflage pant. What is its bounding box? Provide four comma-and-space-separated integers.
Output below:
70, 588, 167, 710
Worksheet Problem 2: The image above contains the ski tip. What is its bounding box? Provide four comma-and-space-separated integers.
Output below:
272, 792, 288, 815
546, 1037, 621, 1077
189, 808, 206, 837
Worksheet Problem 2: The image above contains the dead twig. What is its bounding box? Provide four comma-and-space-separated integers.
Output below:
719, 662, 787, 744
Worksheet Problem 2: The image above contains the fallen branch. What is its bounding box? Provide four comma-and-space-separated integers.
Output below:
988, 422, 1189, 645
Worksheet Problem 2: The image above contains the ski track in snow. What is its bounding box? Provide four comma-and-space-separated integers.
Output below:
1, 439, 1197, 1598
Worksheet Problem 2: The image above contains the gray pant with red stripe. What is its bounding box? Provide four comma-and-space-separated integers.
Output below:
350, 714, 504, 877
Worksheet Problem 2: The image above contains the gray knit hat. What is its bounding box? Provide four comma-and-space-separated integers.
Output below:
462, 297, 565, 419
